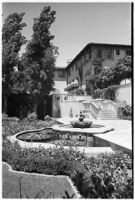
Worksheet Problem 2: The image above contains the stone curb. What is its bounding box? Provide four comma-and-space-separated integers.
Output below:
7, 128, 114, 155
3, 162, 81, 199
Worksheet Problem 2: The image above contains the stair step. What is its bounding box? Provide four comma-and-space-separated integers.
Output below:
98, 109, 118, 120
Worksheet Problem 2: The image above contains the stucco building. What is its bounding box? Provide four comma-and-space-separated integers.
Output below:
53, 66, 67, 94
64, 43, 131, 94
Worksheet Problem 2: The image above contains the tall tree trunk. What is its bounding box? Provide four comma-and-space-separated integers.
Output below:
3, 94, 8, 114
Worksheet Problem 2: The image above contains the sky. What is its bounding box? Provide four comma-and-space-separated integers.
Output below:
2, 2, 131, 67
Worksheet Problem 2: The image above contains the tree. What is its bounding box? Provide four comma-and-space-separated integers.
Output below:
85, 59, 102, 95
96, 56, 132, 90
23, 6, 58, 113
2, 12, 27, 113
96, 67, 114, 89
113, 56, 132, 84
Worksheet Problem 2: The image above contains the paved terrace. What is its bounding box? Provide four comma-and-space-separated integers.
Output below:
56, 118, 132, 153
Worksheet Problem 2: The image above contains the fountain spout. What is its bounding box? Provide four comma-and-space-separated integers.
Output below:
79, 111, 85, 122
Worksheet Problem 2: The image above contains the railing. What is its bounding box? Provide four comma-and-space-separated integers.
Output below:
90, 102, 101, 119
53, 93, 93, 101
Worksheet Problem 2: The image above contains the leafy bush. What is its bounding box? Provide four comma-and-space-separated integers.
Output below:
2, 138, 132, 198
94, 85, 119, 101
103, 85, 119, 101
2, 119, 133, 198
2, 118, 59, 140
2, 113, 8, 119
80, 153, 132, 198
27, 112, 37, 121
117, 102, 132, 120
76, 89, 85, 95
93, 88, 102, 99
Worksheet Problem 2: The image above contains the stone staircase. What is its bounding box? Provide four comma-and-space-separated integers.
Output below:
98, 109, 118, 120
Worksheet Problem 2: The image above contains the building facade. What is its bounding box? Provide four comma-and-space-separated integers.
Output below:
64, 43, 131, 94
53, 67, 67, 94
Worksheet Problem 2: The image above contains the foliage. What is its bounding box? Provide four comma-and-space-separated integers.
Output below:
2, 119, 133, 198
117, 102, 132, 120
95, 56, 131, 90
2, 138, 132, 198
2, 12, 27, 113
103, 85, 119, 100
2, 118, 59, 141
93, 88, 102, 99
81, 153, 133, 198
27, 112, 37, 121
96, 67, 114, 89
76, 88, 85, 95
113, 56, 132, 84
22, 6, 58, 113
85, 59, 102, 95
94, 85, 119, 100
2, 113, 8, 119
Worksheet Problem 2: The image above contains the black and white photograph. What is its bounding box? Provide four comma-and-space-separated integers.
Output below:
2, 1, 133, 198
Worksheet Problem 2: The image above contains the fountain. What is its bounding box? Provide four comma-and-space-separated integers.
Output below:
52, 111, 114, 142
9, 111, 114, 149
71, 111, 93, 128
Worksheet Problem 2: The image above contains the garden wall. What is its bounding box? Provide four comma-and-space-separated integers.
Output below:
59, 101, 83, 118
52, 94, 93, 118
115, 83, 131, 105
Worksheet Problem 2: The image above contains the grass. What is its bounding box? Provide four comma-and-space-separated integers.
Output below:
2, 163, 77, 198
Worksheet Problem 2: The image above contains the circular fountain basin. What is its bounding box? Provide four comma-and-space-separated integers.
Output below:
7, 124, 114, 155
52, 124, 114, 136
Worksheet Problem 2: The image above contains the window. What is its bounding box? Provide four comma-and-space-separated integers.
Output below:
89, 49, 91, 59
107, 49, 113, 59
126, 50, 131, 56
58, 70, 65, 77
75, 63, 78, 70
85, 53, 89, 61
68, 68, 71, 76
98, 49, 102, 58
72, 65, 74, 71
82, 56, 85, 64
116, 49, 120, 55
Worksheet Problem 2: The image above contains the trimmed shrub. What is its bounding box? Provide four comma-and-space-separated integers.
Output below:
2, 118, 59, 140
27, 112, 37, 121
2, 113, 8, 119
2, 138, 132, 198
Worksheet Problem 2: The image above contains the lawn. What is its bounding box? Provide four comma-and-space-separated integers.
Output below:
2, 163, 78, 198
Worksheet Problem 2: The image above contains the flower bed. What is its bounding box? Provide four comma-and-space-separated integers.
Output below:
2, 140, 132, 198
2, 117, 60, 139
